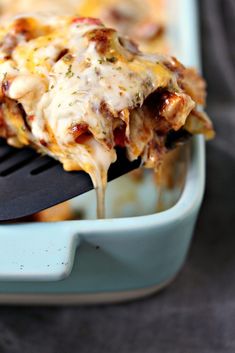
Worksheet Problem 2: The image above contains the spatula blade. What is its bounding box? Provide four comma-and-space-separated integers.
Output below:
0, 139, 140, 221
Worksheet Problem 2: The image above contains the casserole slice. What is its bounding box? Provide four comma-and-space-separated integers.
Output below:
0, 14, 214, 216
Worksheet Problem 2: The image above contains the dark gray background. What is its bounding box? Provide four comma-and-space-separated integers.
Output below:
0, 0, 234, 351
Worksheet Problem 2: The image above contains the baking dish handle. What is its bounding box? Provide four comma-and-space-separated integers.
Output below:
0, 222, 80, 281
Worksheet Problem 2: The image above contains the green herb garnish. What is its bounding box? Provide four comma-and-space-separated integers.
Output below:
106, 56, 117, 63
66, 64, 74, 78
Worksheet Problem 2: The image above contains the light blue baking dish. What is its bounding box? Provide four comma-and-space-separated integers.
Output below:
0, 0, 205, 304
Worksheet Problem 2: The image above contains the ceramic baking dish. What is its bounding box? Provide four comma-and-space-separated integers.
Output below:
0, 0, 205, 304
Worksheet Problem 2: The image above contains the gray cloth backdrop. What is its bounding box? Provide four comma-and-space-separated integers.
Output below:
0, 0, 234, 352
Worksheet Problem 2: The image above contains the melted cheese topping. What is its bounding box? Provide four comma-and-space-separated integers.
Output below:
0, 0, 167, 54
0, 14, 214, 217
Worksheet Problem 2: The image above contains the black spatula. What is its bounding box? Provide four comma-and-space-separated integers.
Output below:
0, 139, 140, 221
